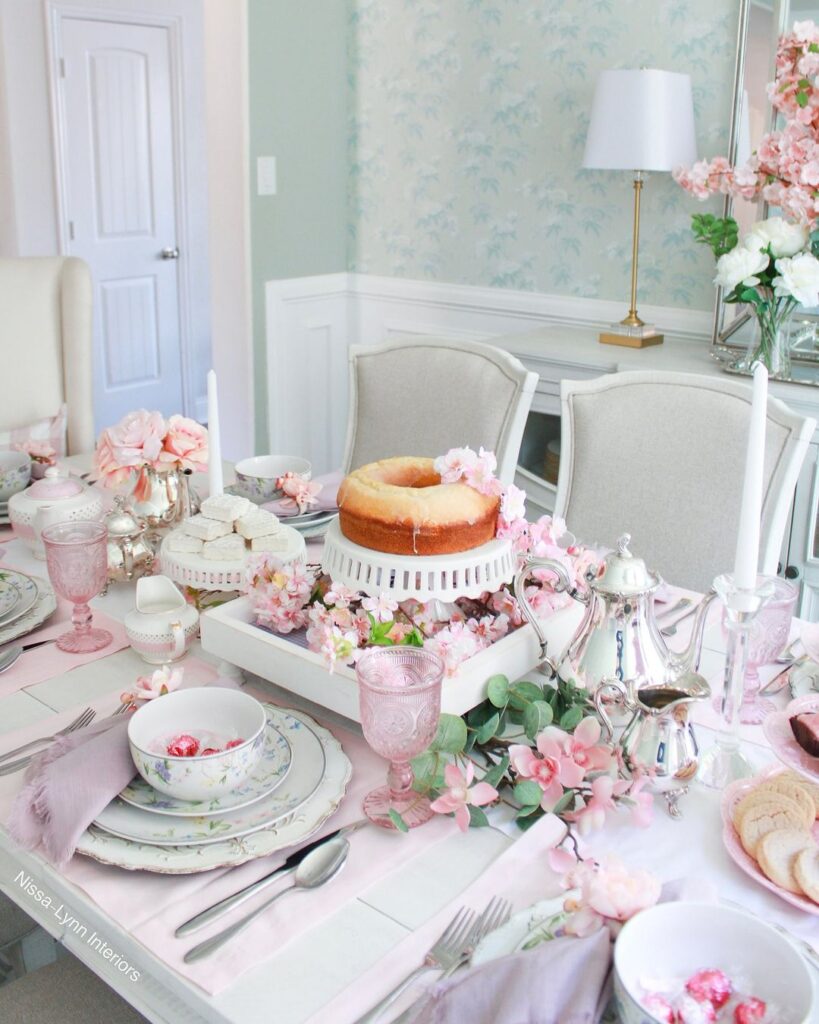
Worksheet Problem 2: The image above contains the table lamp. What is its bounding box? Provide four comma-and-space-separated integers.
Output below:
583, 68, 697, 347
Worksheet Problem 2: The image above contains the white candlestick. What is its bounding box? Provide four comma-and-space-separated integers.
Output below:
207, 370, 223, 498
733, 362, 768, 590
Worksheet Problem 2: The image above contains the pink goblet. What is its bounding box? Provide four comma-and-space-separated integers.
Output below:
41, 521, 113, 653
718, 574, 798, 724
356, 647, 444, 830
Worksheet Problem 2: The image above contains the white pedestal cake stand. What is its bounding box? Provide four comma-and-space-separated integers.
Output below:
159, 525, 306, 592
320, 519, 516, 602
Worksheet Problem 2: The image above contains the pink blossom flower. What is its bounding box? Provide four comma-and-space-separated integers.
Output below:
509, 731, 571, 809
500, 483, 527, 522
568, 775, 630, 835
15, 438, 56, 464
325, 582, 359, 608
361, 593, 399, 623
429, 761, 498, 831
433, 447, 478, 483
277, 472, 322, 513
463, 447, 502, 496
120, 665, 184, 704
585, 856, 661, 924
159, 415, 208, 472
553, 716, 614, 779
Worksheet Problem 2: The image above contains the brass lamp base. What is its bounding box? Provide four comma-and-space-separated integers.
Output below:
599, 329, 664, 349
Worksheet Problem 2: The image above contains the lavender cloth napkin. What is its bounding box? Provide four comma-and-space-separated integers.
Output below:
7, 715, 136, 866
262, 470, 342, 518
414, 928, 612, 1024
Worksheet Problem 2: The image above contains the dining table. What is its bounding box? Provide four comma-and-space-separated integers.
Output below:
0, 459, 818, 1023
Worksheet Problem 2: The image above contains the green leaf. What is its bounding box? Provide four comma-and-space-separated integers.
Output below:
431, 714, 468, 754
514, 780, 543, 807
388, 808, 409, 833
475, 712, 501, 745
486, 674, 510, 708
401, 627, 424, 647
467, 702, 500, 729
411, 750, 442, 792
524, 700, 554, 740
797, 91, 809, 108
550, 789, 576, 815
516, 805, 542, 824
482, 754, 509, 790
468, 805, 489, 828
559, 706, 584, 732
508, 680, 544, 710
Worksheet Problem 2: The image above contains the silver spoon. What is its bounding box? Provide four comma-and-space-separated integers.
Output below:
183, 837, 350, 963
660, 603, 700, 638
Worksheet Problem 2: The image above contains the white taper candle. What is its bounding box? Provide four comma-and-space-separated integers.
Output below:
733, 362, 768, 590
207, 370, 223, 498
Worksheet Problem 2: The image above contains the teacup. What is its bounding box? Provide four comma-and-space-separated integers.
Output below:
0, 451, 31, 502
124, 575, 199, 665
234, 455, 311, 502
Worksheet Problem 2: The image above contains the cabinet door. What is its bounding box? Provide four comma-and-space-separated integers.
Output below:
788, 442, 819, 620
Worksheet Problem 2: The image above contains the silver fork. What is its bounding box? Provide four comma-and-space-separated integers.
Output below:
353, 906, 477, 1024
0, 704, 130, 776
391, 896, 513, 1024
0, 707, 96, 765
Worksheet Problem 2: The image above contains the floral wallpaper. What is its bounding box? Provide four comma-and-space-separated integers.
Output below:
346, 0, 741, 310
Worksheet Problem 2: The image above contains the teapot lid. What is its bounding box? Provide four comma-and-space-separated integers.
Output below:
593, 534, 660, 597
27, 467, 83, 501
104, 496, 146, 538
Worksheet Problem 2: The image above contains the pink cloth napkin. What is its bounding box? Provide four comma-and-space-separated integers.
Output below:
7, 714, 135, 866
262, 470, 342, 517
0, 603, 128, 699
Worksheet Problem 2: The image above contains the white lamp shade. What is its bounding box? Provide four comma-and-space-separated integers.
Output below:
583, 68, 697, 172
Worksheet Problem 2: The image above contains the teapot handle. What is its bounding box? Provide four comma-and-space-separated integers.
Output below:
593, 678, 628, 741
513, 557, 578, 676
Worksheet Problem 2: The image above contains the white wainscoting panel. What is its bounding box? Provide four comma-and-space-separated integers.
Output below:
264, 272, 713, 472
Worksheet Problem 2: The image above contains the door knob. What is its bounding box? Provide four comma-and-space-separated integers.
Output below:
160, 247, 180, 260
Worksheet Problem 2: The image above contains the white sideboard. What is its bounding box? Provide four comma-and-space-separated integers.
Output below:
496, 327, 819, 620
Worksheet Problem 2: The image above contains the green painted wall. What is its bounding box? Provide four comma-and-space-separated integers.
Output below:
248, 0, 348, 450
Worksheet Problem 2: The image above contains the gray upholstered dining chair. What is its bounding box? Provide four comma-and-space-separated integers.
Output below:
0, 257, 94, 455
342, 339, 539, 484
554, 370, 816, 593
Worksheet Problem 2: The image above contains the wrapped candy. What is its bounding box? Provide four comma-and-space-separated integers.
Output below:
734, 999, 766, 1024
685, 969, 733, 1010
166, 734, 200, 757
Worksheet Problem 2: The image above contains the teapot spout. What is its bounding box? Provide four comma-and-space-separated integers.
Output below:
675, 589, 718, 675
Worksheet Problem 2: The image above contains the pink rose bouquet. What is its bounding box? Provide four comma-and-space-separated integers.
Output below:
159, 414, 209, 473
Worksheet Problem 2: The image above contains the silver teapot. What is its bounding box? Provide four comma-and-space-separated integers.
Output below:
594, 674, 710, 818
104, 497, 155, 583
513, 533, 716, 696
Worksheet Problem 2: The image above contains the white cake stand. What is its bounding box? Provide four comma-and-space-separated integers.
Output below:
160, 525, 306, 592
321, 519, 515, 602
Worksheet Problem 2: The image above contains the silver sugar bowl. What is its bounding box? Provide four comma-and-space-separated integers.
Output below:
105, 496, 154, 583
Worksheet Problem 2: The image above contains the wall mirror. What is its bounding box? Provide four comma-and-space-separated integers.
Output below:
715, 0, 819, 384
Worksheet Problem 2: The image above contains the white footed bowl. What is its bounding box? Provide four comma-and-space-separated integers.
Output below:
128, 688, 267, 802
614, 902, 814, 1024
234, 455, 311, 501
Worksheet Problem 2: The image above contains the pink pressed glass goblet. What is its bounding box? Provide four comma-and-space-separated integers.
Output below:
356, 647, 444, 830
41, 521, 113, 654
718, 574, 798, 724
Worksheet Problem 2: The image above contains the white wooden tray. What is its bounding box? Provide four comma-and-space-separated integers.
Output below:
199, 596, 577, 723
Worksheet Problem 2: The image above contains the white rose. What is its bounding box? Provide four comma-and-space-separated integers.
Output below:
773, 252, 819, 306
714, 245, 769, 292
744, 217, 809, 258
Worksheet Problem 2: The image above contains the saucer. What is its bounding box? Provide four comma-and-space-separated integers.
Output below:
119, 716, 292, 816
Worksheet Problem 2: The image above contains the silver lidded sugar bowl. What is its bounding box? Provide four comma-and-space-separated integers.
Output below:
104, 496, 154, 583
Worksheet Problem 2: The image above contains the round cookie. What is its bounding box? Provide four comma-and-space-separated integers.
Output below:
756, 828, 816, 894
738, 799, 807, 858
781, 771, 819, 818
750, 778, 815, 829
733, 788, 807, 831
795, 848, 819, 903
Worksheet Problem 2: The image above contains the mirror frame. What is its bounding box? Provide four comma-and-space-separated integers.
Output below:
711, 0, 817, 364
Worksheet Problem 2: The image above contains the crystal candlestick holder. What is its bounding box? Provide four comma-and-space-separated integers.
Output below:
699, 573, 773, 789
356, 646, 444, 830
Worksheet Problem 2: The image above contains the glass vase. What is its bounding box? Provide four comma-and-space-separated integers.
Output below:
737, 303, 794, 380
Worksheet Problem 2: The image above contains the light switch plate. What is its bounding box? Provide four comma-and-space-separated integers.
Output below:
257, 156, 277, 196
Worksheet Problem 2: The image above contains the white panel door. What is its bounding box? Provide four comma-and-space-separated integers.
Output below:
60, 17, 184, 427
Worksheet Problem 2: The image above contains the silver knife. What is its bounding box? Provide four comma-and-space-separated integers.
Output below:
174, 819, 367, 937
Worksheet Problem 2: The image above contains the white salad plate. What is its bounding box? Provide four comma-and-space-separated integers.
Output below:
0, 575, 55, 644
0, 577, 20, 619
118, 716, 293, 817
77, 706, 351, 872
0, 570, 38, 626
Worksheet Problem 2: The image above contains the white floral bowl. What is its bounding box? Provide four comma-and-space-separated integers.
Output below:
614, 902, 813, 1024
234, 455, 311, 502
0, 451, 31, 502
127, 688, 267, 802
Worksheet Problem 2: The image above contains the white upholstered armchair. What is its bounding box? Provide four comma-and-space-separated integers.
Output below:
554, 370, 816, 592
342, 339, 539, 483
0, 257, 94, 455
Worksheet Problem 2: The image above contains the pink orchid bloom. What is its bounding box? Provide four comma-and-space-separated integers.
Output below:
120, 665, 183, 704
553, 717, 614, 778
509, 731, 569, 809
429, 761, 498, 831
569, 775, 630, 835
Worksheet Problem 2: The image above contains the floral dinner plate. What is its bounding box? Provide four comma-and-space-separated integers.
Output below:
0, 578, 20, 619
0, 570, 37, 626
76, 706, 351, 873
118, 715, 292, 816
763, 694, 819, 783
0, 574, 54, 643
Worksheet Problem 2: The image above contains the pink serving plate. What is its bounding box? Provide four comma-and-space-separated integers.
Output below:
721, 765, 819, 916
763, 694, 819, 783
